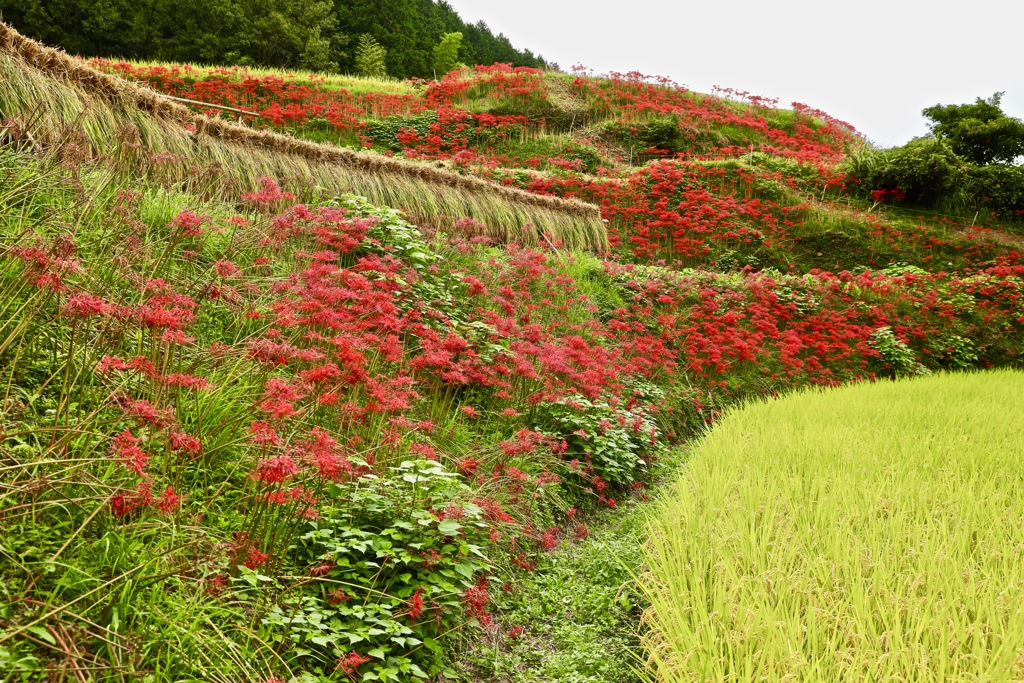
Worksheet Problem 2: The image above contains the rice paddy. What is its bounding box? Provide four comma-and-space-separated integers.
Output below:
641, 370, 1024, 681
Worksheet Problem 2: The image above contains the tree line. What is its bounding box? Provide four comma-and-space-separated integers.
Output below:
0, 0, 547, 77
848, 93, 1024, 220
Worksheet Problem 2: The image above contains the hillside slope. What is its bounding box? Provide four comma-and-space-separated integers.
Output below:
92, 58, 1024, 274
1, 21, 1023, 683
0, 22, 605, 251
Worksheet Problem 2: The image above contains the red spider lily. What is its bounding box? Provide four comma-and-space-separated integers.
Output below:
62, 292, 115, 318
214, 260, 239, 277
258, 378, 305, 419
408, 587, 424, 621
242, 547, 269, 569
112, 429, 150, 475
110, 480, 153, 518
540, 528, 560, 552
254, 456, 299, 485
458, 458, 481, 477
463, 577, 491, 626
112, 394, 175, 429
248, 421, 281, 447
408, 442, 437, 460
169, 210, 208, 237
169, 431, 202, 456
243, 176, 296, 208
300, 427, 356, 481
336, 651, 372, 676
155, 486, 183, 514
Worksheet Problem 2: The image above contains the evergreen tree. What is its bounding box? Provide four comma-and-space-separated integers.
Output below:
354, 33, 388, 78
432, 31, 462, 78
0, 0, 544, 76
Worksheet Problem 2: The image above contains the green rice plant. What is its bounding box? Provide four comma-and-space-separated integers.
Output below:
640, 370, 1024, 681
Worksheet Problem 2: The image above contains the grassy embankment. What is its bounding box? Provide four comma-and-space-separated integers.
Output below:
3, 18, 1024, 683
643, 370, 1024, 680
93, 56, 1024, 274
0, 22, 607, 253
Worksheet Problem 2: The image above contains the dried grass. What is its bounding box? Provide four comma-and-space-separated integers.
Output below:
0, 21, 608, 251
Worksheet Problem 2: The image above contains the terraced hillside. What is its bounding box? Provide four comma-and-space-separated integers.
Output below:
91, 58, 1024, 273
1, 20, 1023, 683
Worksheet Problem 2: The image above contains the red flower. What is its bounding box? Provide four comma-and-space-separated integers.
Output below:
112, 429, 150, 475
336, 651, 371, 676
244, 548, 269, 569
408, 587, 424, 620
248, 421, 280, 446
169, 431, 202, 456
155, 485, 183, 514
463, 577, 491, 626
110, 480, 153, 519
254, 455, 299, 485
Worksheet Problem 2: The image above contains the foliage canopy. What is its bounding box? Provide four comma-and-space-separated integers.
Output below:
0, 0, 546, 76
432, 31, 462, 77
923, 92, 1024, 165
846, 93, 1024, 218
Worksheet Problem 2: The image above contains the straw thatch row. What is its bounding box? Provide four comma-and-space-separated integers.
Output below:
0, 21, 608, 251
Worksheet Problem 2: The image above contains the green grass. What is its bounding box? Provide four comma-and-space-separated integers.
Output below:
454, 496, 649, 683
641, 370, 1024, 681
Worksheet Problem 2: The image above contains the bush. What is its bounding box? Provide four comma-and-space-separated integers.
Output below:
847, 138, 1024, 219
923, 92, 1024, 165
364, 112, 439, 151
968, 163, 1024, 219
535, 394, 665, 488
432, 32, 463, 78
603, 115, 684, 156
847, 137, 968, 207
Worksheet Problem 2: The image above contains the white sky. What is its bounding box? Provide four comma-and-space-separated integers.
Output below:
444, 0, 1024, 147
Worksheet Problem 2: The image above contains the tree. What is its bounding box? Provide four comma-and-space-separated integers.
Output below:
923, 93, 1024, 165
354, 34, 387, 78
431, 31, 462, 78
3, 0, 546, 78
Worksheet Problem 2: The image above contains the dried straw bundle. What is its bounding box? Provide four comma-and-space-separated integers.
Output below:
0, 21, 608, 251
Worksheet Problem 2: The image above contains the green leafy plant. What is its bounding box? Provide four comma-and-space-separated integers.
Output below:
867, 326, 929, 378
535, 395, 664, 488
432, 32, 463, 78
263, 460, 495, 680
923, 92, 1024, 165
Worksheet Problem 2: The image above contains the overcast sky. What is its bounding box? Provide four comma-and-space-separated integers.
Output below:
444, 0, 1024, 147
